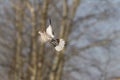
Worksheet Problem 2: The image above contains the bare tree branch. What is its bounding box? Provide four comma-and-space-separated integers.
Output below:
26, 1, 37, 80
36, 0, 49, 80
10, 0, 24, 80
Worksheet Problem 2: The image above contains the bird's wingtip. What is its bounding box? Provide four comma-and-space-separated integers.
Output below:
49, 18, 51, 25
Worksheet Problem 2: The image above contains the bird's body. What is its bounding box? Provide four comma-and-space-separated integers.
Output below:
38, 20, 65, 52
38, 31, 52, 43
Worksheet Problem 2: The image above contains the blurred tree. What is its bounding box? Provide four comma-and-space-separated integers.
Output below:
1, 0, 120, 80
0, 0, 80, 80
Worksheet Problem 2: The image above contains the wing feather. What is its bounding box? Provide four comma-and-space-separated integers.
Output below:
46, 25, 54, 38
55, 39, 65, 51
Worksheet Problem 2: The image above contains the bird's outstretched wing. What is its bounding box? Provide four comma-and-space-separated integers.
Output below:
46, 25, 54, 38
55, 39, 65, 52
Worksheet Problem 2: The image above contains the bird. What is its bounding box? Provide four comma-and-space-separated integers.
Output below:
38, 19, 65, 52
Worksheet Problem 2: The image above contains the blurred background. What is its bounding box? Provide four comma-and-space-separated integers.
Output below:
0, 0, 120, 80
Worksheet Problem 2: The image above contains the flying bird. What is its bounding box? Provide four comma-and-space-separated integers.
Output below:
38, 20, 65, 52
